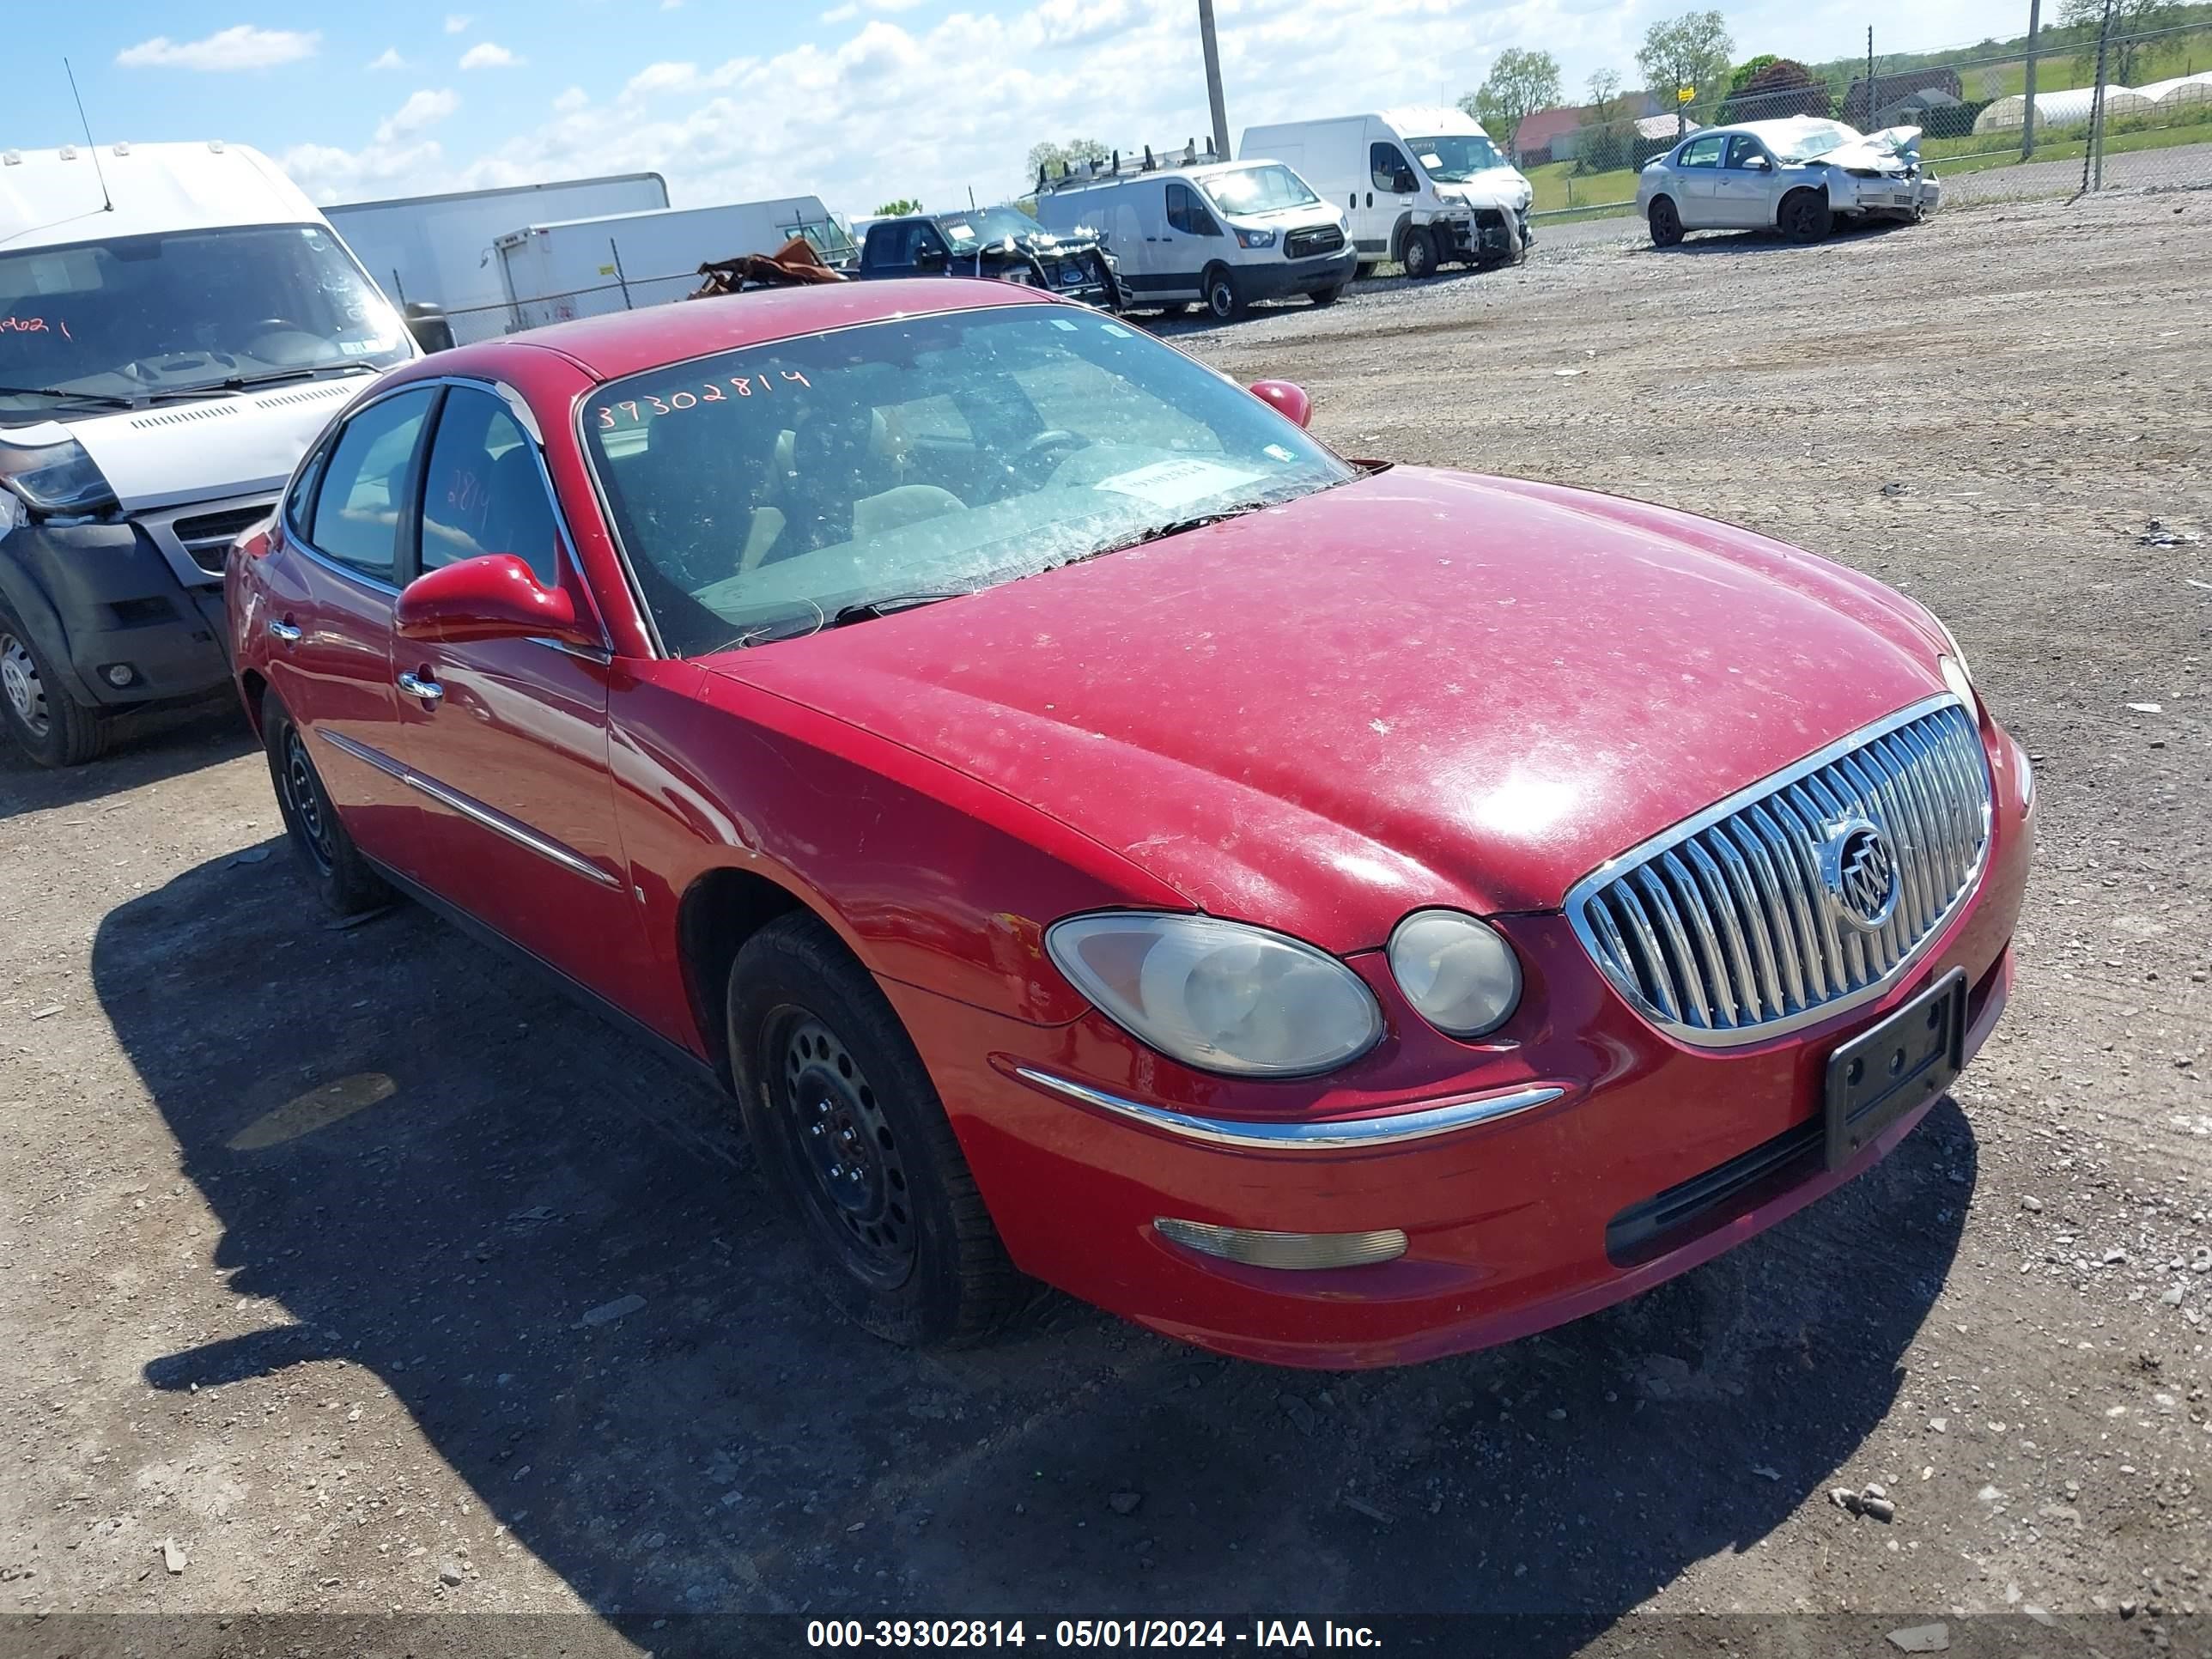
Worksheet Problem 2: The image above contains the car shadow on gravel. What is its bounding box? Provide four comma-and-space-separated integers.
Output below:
0, 700, 250, 825
1651, 219, 1916, 258
95, 847, 1973, 1646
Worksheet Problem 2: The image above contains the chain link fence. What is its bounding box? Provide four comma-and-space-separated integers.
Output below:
1524, 17, 2212, 229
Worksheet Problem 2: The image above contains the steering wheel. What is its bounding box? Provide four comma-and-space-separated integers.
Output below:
247, 317, 313, 337
1018, 428, 1087, 478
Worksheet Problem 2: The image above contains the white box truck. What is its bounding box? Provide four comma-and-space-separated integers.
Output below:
325, 173, 668, 345
493, 198, 856, 330
1239, 106, 1534, 277
1, 141, 419, 765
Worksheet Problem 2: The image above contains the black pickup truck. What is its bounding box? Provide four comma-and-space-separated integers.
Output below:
857, 208, 1123, 309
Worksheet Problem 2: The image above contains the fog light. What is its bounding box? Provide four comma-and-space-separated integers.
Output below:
1154, 1217, 1407, 1270
102, 663, 137, 687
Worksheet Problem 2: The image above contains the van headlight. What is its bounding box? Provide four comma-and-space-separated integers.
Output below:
1045, 913, 1382, 1078
0, 433, 117, 517
1388, 909, 1522, 1037
1234, 226, 1278, 248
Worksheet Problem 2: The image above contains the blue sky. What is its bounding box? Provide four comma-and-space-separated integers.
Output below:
12, 0, 2038, 213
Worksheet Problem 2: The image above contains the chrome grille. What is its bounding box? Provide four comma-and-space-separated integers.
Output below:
1565, 697, 1991, 1046
1286, 225, 1346, 258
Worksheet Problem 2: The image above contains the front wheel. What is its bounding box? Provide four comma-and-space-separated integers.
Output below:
729, 913, 1024, 1347
1401, 227, 1438, 279
1201, 266, 1241, 322
1309, 284, 1342, 307
0, 610, 106, 768
1780, 190, 1832, 243
1648, 197, 1683, 248
262, 696, 393, 917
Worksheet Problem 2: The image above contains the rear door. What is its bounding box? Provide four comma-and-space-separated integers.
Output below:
383, 381, 649, 1002
260, 384, 441, 869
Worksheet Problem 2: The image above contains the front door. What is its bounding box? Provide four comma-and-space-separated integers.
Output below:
1160, 181, 1221, 299
1367, 140, 1417, 252
264, 384, 441, 869
1716, 133, 1781, 227
1671, 133, 1728, 228
384, 382, 650, 1005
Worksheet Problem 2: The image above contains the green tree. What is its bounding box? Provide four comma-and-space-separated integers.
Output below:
1580, 69, 1633, 172
1637, 9, 1735, 132
1458, 48, 1564, 157
2058, 0, 2179, 83
873, 198, 923, 216
1722, 58, 1832, 122
1025, 137, 1110, 184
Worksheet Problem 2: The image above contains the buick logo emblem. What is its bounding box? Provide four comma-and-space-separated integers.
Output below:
1822, 817, 1899, 932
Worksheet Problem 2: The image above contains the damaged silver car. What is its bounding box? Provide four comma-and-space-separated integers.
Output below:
1637, 118, 1941, 247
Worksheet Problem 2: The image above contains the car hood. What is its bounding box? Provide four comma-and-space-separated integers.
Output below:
707, 467, 1950, 951
1436, 167, 1533, 210
24, 375, 373, 512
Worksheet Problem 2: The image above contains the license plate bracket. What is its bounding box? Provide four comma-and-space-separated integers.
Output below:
1824, 969, 1966, 1170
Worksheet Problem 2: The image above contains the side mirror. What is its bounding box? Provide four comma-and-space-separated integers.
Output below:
915, 245, 948, 270
1745, 155, 1772, 171
1394, 171, 1419, 194
395, 554, 594, 647
1248, 380, 1311, 429
403, 301, 454, 354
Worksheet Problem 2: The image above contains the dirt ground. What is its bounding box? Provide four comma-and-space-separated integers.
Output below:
2, 190, 2208, 1656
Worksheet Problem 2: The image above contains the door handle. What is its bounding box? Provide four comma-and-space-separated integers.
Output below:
267, 619, 301, 644
397, 670, 444, 704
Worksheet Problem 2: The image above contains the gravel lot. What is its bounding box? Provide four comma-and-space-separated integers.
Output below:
2, 189, 2208, 1654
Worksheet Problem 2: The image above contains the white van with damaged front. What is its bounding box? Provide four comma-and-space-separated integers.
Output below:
1, 141, 416, 765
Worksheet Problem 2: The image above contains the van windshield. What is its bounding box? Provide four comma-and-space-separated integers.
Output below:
0, 223, 410, 416
939, 207, 1048, 246
1200, 165, 1319, 215
1407, 134, 1507, 181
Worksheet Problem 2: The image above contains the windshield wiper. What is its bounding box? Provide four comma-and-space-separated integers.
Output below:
0, 384, 142, 410
830, 592, 968, 627
214, 364, 380, 393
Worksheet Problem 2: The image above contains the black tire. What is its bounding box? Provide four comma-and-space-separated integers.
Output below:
1401, 227, 1438, 279
0, 607, 106, 768
1648, 197, 1684, 248
261, 695, 393, 916
1309, 284, 1342, 307
1200, 265, 1241, 322
1780, 189, 1832, 244
729, 912, 1022, 1347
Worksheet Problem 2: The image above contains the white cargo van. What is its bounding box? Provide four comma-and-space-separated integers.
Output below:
1, 141, 417, 764
1239, 106, 1534, 277
1033, 158, 1355, 320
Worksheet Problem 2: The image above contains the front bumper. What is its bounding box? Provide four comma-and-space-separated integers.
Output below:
884, 715, 2033, 1369
0, 519, 234, 709
1838, 173, 1941, 217
1237, 246, 1359, 302
1436, 208, 1528, 262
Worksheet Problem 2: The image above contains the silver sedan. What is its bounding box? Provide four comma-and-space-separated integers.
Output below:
1636, 118, 1941, 246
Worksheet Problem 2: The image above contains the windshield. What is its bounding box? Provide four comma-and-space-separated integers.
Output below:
1771, 121, 1863, 161
939, 207, 1047, 246
1200, 165, 1319, 215
789, 216, 856, 262
0, 224, 410, 416
584, 307, 1354, 657
1406, 134, 1507, 181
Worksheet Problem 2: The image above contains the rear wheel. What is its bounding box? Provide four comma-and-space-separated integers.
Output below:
1648, 197, 1684, 248
1780, 189, 1832, 243
1200, 265, 1241, 322
262, 696, 393, 917
0, 610, 106, 768
1401, 227, 1438, 279
729, 912, 1023, 1347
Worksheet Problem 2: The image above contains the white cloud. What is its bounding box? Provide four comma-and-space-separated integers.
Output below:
459, 40, 520, 69
821, 3, 858, 19
553, 86, 591, 112
444, 13, 473, 32
116, 25, 319, 71
374, 88, 461, 143
367, 46, 406, 70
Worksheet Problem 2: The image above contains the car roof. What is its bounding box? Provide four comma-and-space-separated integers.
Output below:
0, 141, 321, 249
418, 279, 1058, 381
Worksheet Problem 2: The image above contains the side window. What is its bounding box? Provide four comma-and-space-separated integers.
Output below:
1678, 136, 1725, 169
1370, 143, 1413, 191
914, 223, 949, 262
1723, 135, 1767, 168
417, 386, 562, 586
871, 223, 913, 266
1165, 183, 1218, 236
307, 388, 435, 584
284, 435, 331, 531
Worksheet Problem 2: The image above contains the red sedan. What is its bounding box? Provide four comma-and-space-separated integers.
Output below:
225, 280, 2033, 1368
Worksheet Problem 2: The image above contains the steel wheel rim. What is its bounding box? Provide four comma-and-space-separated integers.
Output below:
1, 634, 49, 737
776, 1012, 915, 1289
282, 728, 336, 873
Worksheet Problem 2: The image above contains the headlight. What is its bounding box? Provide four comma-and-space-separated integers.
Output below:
1045, 912, 1382, 1078
1234, 226, 1277, 248
1387, 909, 1522, 1038
0, 433, 117, 516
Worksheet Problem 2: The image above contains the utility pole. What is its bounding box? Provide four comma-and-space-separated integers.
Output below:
2021, 0, 2042, 159
1198, 0, 1231, 161
1866, 27, 1875, 126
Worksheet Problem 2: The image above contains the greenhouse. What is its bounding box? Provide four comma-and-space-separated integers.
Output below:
2137, 70, 2212, 106
1972, 85, 2156, 132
